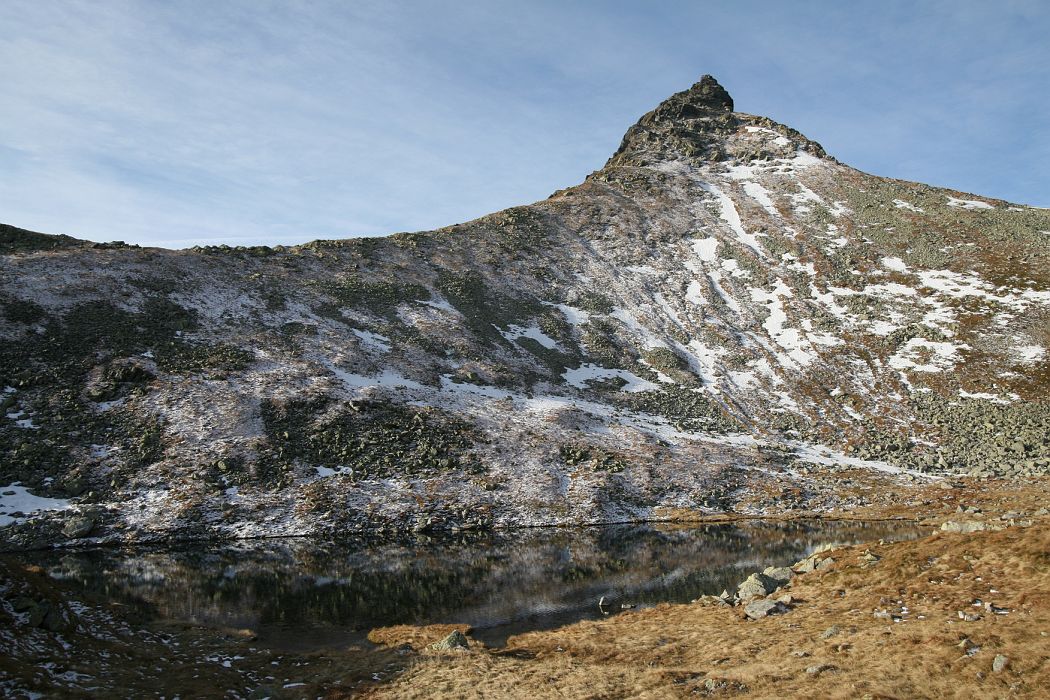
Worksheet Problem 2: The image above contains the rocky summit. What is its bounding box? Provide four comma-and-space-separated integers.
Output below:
2, 75, 1049, 549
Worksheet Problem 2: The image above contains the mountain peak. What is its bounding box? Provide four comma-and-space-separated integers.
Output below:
604, 74, 740, 168
604, 74, 828, 169
665, 74, 735, 115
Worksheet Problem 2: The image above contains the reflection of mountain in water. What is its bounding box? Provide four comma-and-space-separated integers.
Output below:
27, 520, 921, 648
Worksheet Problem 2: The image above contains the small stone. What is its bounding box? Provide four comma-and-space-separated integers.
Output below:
858, 550, 881, 564
795, 558, 816, 574
11, 596, 35, 613
957, 610, 982, 622
694, 595, 731, 607
821, 625, 841, 640
815, 557, 835, 571
992, 654, 1009, 673
806, 663, 837, 675
27, 601, 50, 628
431, 630, 469, 651
62, 515, 96, 539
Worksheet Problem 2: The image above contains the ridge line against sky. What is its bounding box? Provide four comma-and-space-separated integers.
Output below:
1, 0, 1047, 248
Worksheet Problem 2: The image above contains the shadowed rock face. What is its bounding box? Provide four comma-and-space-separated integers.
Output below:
2, 76, 1049, 549
662, 74, 735, 114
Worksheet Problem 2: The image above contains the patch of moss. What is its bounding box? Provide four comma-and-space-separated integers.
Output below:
436, 270, 544, 346
0, 297, 197, 388
1, 297, 46, 325
85, 362, 155, 402
511, 337, 577, 378
617, 386, 736, 433
0, 223, 87, 254
153, 341, 255, 375
489, 207, 550, 251
580, 318, 635, 369
641, 347, 698, 384
558, 443, 628, 473
279, 321, 316, 336
882, 324, 948, 351
259, 397, 479, 484
575, 291, 615, 315
537, 310, 573, 344
318, 276, 430, 319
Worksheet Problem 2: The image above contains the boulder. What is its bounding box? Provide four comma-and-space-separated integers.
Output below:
431, 630, 469, 651
737, 572, 778, 601
940, 520, 992, 533
762, 566, 794, 586
744, 599, 786, 620
62, 515, 96, 539
694, 595, 731, 607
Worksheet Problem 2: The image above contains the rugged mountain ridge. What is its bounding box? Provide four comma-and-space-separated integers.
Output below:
2, 76, 1049, 549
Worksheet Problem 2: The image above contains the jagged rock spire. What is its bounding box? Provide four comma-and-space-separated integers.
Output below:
604, 74, 739, 168
658, 75, 735, 117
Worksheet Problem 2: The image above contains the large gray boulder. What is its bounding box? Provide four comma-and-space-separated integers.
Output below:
737, 572, 778, 601
744, 599, 787, 620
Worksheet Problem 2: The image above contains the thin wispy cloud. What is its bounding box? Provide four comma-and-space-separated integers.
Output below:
1, 0, 1047, 248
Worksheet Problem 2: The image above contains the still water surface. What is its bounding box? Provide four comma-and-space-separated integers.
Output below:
22, 520, 924, 648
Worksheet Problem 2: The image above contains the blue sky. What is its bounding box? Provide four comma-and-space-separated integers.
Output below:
1, 1, 1047, 248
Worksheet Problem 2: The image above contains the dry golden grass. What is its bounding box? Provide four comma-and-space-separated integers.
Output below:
359, 517, 1050, 699
368, 623, 475, 650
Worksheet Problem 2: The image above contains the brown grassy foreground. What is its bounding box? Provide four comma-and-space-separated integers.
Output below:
359, 519, 1050, 698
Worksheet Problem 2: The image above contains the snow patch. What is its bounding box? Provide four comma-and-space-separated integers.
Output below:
893, 199, 924, 213
329, 366, 426, 391
420, 298, 458, 313
742, 181, 780, 218
881, 257, 909, 273
610, 308, 668, 349
685, 280, 708, 305
692, 236, 720, 263
498, 323, 560, 350
750, 279, 819, 367
546, 302, 591, 326
1013, 345, 1046, 365
888, 338, 969, 373
562, 364, 660, 393
0, 483, 72, 527
700, 183, 767, 257
958, 390, 1012, 405
351, 328, 392, 352
947, 196, 994, 210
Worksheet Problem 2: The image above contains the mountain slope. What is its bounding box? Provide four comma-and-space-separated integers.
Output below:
2, 76, 1049, 549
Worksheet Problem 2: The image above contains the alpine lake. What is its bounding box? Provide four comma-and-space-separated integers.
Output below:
11, 519, 926, 650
